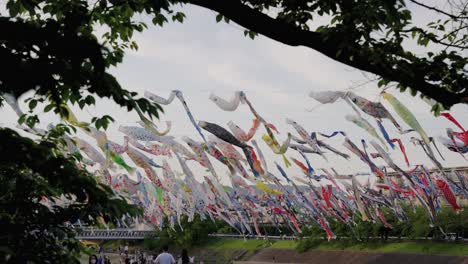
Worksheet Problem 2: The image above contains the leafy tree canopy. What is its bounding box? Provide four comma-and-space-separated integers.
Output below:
0, 127, 142, 262
0, 0, 165, 262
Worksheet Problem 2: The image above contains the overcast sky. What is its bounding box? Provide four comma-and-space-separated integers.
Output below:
2, 2, 467, 185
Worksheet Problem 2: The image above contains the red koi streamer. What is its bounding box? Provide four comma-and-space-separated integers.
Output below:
390, 138, 410, 166
435, 178, 462, 211
322, 185, 333, 208
249, 147, 264, 175
267, 123, 279, 134
318, 218, 334, 241
376, 184, 389, 190
454, 131, 468, 145
273, 207, 302, 233
376, 208, 392, 229
441, 112, 468, 145
245, 119, 260, 140
144, 168, 165, 190
441, 112, 465, 132
292, 158, 309, 175
252, 214, 262, 236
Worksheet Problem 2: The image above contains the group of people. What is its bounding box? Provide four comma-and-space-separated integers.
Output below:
88, 254, 112, 264
88, 245, 194, 264
151, 246, 194, 264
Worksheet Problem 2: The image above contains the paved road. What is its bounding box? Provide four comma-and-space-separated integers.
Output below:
80, 253, 157, 264
247, 249, 468, 264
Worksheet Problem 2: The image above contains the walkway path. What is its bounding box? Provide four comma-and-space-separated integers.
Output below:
244, 249, 468, 264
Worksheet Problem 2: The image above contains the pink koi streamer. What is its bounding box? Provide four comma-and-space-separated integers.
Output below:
376, 208, 392, 229
228, 119, 261, 142
273, 207, 302, 233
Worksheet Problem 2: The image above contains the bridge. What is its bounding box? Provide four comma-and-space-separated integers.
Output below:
76, 228, 467, 241
75, 229, 157, 240
74, 229, 296, 240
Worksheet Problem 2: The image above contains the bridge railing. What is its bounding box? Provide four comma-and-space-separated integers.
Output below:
75, 229, 157, 240
75, 229, 468, 242
208, 233, 297, 240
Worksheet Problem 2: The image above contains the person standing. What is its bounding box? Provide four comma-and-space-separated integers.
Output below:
120, 252, 125, 264
89, 255, 98, 264
154, 245, 175, 264
177, 249, 193, 264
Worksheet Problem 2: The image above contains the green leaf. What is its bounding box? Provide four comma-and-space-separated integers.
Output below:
95, 118, 102, 129
18, 114, 27, 125
336, 49, 342, 58
44, 104, 54, 113
28, 100, 37, 110
175, 12, 185, 23
26, 115, 39, 128
85, 95, 95, 105
216, 14, 223, 23
7, 1, 21, 17
431, 104, 441, 116
377, 79, 387, 87
103, 115, 114, 122
331, 16, 340, 24
78, 100, 86, 109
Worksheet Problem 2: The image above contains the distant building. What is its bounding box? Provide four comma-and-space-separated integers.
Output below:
386, 166, 468, 178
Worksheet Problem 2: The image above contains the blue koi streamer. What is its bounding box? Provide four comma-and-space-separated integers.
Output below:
317, 131, 347, 138
377, 120, 395, 149
298, 150, 315, 175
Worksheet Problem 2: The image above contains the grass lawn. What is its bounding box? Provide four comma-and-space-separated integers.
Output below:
201, 238, 271, 250
197, 238, 467, 256
268, 240, 298, 249
201, 238, 298, 250
88, 238, 468, 256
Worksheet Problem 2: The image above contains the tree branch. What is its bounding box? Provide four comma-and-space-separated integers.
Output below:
402, 27, 468, 49
188, 0, 467, 107
408, 0, 468, 20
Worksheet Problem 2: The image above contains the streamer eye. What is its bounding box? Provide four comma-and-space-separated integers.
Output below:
352, 98, 357, 103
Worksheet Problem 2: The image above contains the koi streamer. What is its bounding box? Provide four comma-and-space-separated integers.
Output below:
9, 90, 463, 238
